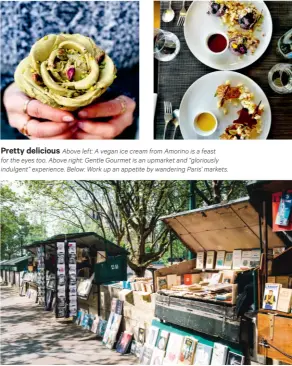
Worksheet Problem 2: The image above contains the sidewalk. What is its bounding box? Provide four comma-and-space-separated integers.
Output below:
0, 286, 137, 365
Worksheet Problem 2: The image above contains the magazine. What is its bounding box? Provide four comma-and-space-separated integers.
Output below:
178, 336, 198, 365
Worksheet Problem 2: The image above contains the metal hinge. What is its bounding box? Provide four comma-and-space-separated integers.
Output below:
268, 313, 275, 340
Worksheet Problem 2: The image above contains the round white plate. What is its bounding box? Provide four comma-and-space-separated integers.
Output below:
184, 0, 273, 71
179, 71, 271, 140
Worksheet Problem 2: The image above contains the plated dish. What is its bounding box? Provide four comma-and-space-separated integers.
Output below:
179, 71, 271, 140
184, 0, 273, 70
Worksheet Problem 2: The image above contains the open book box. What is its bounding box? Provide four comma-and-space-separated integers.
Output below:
156, 197, 288, 345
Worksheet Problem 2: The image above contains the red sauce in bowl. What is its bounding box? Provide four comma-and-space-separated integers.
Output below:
208, 34, 228, 53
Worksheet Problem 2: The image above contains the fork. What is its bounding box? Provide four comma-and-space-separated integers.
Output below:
177, 1, 187, 26
163, 101, 173, 139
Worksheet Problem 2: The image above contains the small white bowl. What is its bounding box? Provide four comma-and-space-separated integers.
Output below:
193, 111, 218, 137
206, 32, 229, 57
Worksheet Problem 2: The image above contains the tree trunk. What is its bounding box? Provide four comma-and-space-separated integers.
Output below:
133, 266, 146, 277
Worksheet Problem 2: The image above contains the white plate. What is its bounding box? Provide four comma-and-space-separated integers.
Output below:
184, 0, 273, 71
179, 71, 271, 140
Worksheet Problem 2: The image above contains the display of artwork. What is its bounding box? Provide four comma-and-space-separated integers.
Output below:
55, 241, 77, 318
116, 331, 133, 354
97, 319, 108, 338
37, 245, 46, 306
91, 315, 100, 333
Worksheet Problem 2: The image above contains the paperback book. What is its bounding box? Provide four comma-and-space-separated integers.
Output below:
194, 343, 213, 365
224, 253, 233, 269
140, 345, 154, 365
226, 351, 245, 365
146, 326, 159, 347
138, 327, 146, 344
277, 288, 292, 313
216, 251, 226, 269
196, 252, 205, 269
262, 283, 282, 310
156, 330, 170, 351
206, 251, 216, 269
163, 333, 184, 364
116, 331, 133, 354
211, 343, 228, 365
151, 348, 165, 365
178, 336, 198, 365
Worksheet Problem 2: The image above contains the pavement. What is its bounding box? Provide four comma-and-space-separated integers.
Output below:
0, 286, 137, 365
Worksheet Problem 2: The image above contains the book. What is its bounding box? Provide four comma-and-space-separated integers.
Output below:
232, 250, 242, 270
184, 274, 200, 286
196, 252, 205, 269
206, 251, 216, 269
157, 277, 168, 291
194, 343, 213, 365
138, 327, 146, 344
146, 326, 159, 347
97, 319, 107, 337
102, 312, 115, 343
224, 253, 233, 269
164, 333, 184, 364
130, 340, 137, 355
135, 342, 144, 358
250, 249, 261, 267
111, 298, 118, 312
178, 336, 198, 364
273, 247, 285, 257
226, 351, 245, 365
211, 343, 228, 365
167, 274, 178, 289
115, 299, 124, 315
277, 288, 292, 313
262, 283, 282, 310
140, 345, 154, 365
222, 270, 236, 284
241, 251, 252, 268
151, 348, 165, 365
116, 331, 133, 354
216, 251, 226, 269
156, 330, 170, 351
91, 315, 100, 333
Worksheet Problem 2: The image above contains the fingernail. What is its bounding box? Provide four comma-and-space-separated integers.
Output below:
78, 111, 87, 118
63, 116, 74, 122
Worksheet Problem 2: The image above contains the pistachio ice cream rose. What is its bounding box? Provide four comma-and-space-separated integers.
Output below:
14, 34, 116, 111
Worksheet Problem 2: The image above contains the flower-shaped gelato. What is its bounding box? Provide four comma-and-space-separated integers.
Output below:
14, 34, 116, 111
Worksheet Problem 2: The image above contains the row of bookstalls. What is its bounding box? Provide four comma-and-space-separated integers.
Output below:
0, 256, 31, 287
7, 180, 292, 365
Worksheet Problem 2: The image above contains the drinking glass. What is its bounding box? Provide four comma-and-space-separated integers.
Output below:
268, 64, 292, 94
154, 28, 180, 62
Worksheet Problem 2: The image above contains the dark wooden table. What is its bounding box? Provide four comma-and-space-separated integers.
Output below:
154, 1, 292, 139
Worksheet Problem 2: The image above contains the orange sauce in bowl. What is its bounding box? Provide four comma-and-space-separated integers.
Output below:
195, 113, 216, 132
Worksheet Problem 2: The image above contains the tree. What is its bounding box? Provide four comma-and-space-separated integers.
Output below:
0, 184, 45, 259
22, 180, 249, 275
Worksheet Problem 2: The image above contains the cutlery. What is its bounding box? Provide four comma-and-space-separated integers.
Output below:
177, 1, 187, 26
163, 101, 173, 139
172, 109, 180, 139
162, 1, 175, 23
